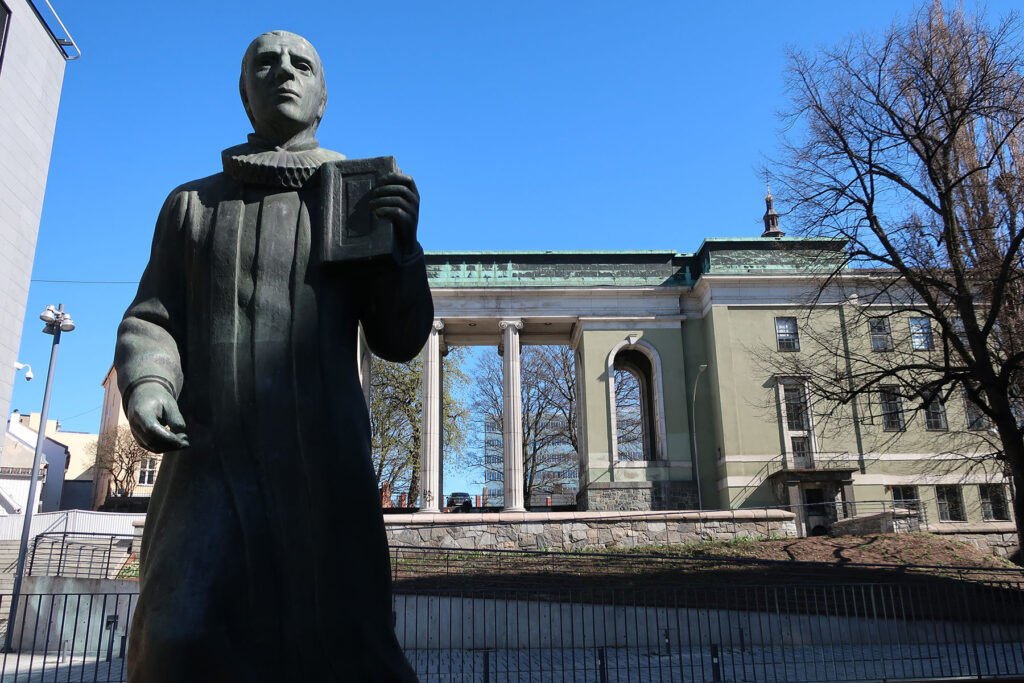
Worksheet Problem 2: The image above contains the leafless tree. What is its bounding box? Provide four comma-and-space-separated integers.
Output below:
93, 426, 154, 500
770, 1, 1024, 551
471, 345, 579, 504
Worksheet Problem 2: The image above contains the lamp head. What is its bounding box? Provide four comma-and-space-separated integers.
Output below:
39, 306, 57, 324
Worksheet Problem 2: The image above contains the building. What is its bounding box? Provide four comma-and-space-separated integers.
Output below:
0, 1, 77, 448
411, 188, 1016, 551
6, 410, 96, 509
481, 416, 577, 507
93, 366, 160, 510
1, 409, 95, 511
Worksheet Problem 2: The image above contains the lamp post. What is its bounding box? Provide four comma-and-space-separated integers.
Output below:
690, 363, 708, 510
4, 304, 74, 651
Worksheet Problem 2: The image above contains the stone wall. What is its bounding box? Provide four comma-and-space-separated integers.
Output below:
927, 523, 1020, 559
578, 481, 698, 512
385, 509, 797, 552
832, 510, 921, 536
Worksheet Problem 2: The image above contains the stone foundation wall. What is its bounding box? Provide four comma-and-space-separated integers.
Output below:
832, 511, 921, 536
385, 509, 797, 552
928, 523, 1020, 559
578, 481, 698, 512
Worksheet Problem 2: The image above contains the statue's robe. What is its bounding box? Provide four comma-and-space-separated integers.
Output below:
116, 139, 429, 682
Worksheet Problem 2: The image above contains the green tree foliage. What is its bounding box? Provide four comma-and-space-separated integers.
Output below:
369, 346, 469, 505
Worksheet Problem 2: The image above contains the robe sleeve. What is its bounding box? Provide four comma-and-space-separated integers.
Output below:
357, 243, 434, 363
114, 188, 190, 406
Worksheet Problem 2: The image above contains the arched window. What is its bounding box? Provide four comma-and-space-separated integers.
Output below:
607, 341, 665, 462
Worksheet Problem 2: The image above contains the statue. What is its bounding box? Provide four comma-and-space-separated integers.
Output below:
115, 31, 430, 682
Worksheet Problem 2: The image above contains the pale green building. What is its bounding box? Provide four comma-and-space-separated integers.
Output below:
420, 197, 1015, 541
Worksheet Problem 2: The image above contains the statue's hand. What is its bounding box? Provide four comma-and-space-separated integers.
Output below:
126, 382, 190, 453
370, 172, 420, 259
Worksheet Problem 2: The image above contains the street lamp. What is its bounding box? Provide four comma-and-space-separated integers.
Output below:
4, 304, 74, 651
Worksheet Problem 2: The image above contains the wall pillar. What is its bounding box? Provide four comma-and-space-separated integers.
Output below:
500, 319, 525, 511
786, 480, 806, 537
417, 319, 444, 513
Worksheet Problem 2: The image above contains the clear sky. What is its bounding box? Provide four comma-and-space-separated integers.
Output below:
10, 1, 1020, 490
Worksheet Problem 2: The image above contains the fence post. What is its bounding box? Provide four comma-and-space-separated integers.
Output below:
56, 531, 66, 577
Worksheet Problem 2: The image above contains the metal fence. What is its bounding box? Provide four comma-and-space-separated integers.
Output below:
27, 533, 135, 581
0, 546, 1022, 681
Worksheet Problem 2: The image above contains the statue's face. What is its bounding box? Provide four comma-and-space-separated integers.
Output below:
242, 32, 326, 141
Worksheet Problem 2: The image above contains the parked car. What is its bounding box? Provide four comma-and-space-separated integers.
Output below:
446, 492, 472, 508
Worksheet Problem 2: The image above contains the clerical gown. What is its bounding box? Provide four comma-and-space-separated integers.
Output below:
116, 140, 430, 682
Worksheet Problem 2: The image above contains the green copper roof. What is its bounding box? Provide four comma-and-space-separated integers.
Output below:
423, 237, 848, 288
425, 251, 692, 288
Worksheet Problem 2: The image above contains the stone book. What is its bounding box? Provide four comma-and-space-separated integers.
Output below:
320, 156, 398, 262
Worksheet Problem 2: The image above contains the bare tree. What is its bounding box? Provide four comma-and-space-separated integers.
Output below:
93, 425, 154, 500
369, 347, 469, 506
771, 1, 1024, 551
471, 345, 578, 504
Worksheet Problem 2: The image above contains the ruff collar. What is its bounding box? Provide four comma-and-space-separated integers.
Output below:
222, 134, 345, 189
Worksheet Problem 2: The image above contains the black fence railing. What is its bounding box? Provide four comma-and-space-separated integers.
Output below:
27, 533, 135, 581
0, 546, 1022, 681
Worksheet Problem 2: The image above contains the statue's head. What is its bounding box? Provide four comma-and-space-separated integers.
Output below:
240, 31, 327, 144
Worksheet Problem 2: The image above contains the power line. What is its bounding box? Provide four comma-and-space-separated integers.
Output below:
31, 279, 139, 284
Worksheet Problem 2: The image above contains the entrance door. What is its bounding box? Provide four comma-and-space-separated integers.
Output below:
802, 488, 830, 535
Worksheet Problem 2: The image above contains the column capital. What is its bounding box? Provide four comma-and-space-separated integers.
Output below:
432, 319, 445, 331
498, 319, 524, 331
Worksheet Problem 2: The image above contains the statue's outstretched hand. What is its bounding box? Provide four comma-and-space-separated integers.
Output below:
370, 172, 420, 259
126, 383, 190, 453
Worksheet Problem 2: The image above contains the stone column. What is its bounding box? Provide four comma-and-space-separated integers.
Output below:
500, 319, 525, 511
418, 319, 444, 513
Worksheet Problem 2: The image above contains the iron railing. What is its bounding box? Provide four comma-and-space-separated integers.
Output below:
0, 546, 1021, 681
27, 533, 135, 581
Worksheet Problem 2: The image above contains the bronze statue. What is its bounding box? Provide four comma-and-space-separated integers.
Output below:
115, 31, 430, 682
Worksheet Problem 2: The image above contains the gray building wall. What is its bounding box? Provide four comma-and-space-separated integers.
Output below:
0, 0, 68, 437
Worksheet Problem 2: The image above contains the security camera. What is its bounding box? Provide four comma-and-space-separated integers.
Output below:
14, 362, 32, 381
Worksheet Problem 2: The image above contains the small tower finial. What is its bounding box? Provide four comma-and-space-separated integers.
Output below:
761, 174, 784, 238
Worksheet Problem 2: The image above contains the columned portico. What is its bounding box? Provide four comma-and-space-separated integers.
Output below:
499, 319, 525, 511
418, 319, 445, 513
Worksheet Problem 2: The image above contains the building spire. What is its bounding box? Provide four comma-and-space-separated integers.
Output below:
761, 178, 784, 237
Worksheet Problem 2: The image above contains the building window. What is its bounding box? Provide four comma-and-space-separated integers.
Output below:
869, 318, 893, 352
778, 378, 814, 468
879, 386, 906, 431
891, 485, 919, 510
936, 485, 966, 522
922, 392, 948, 431
138, 457, 159, 486
909, 318, 934, 350
791, 436, 812, 468
950, 317, 969, 348
775, 317, 800, 351
783, 384, 810, 431
963, 388, 990, 430
979, 484, 1009, 521
0, 2, 10, 75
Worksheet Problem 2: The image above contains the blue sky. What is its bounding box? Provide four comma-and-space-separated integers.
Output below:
11, 1, 1021, 491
